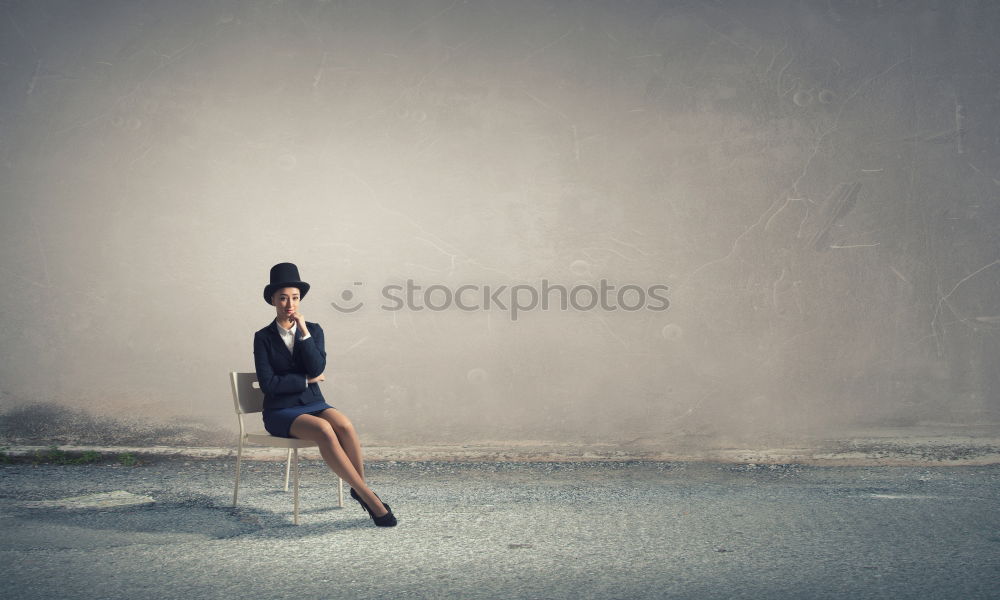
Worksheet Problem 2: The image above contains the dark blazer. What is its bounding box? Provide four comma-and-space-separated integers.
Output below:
253, 319, 328, 410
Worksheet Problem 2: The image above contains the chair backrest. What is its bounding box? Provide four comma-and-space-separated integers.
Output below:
230, 372, 265, 415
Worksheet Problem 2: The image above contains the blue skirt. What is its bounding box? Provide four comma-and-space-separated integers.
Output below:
263, 400, 335, 438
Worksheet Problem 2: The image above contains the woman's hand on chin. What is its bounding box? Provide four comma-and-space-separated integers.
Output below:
291, 311, 309, 335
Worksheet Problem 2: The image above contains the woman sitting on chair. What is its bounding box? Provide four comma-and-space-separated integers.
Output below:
254, 262, 397, 527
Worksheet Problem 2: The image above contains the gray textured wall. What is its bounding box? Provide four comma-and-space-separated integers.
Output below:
1, 0, 997, 448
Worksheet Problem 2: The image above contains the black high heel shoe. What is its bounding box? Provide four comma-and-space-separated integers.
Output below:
350, 487, 397, 527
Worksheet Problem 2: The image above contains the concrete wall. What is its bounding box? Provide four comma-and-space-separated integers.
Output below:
1, 0, 997, 448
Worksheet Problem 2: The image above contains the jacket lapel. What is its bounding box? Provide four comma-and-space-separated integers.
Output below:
269, 320, 295, 361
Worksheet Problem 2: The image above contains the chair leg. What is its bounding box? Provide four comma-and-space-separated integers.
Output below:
233, 437, 244, 507
292, 447, 300, 525
338, 476, 344, 507
284, 447, 292, 492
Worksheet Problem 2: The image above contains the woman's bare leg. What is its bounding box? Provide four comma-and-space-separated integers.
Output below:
289, 413, 388, 517
316, 408, 365, 481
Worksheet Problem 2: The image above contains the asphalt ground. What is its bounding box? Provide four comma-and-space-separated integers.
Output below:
2, 457, 998, 600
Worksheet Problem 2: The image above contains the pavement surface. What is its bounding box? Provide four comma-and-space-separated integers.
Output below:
5, 424, 1000, 466
2, 456, 998, 600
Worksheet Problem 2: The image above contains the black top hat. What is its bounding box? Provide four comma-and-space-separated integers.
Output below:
264, 262, 310, 305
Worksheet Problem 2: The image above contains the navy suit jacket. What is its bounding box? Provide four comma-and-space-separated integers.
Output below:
253, 319, 328, 410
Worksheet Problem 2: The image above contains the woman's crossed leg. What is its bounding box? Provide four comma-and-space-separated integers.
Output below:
315, 408, 365, 481
289, 413, 388, 517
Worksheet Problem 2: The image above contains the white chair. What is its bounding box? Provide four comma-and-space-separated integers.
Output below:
230, 371, 343, 525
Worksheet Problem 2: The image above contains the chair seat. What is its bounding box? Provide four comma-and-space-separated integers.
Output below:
244, 432, 317, 448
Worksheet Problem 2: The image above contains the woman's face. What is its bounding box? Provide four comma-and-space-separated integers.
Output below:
272, 287, 301, 319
